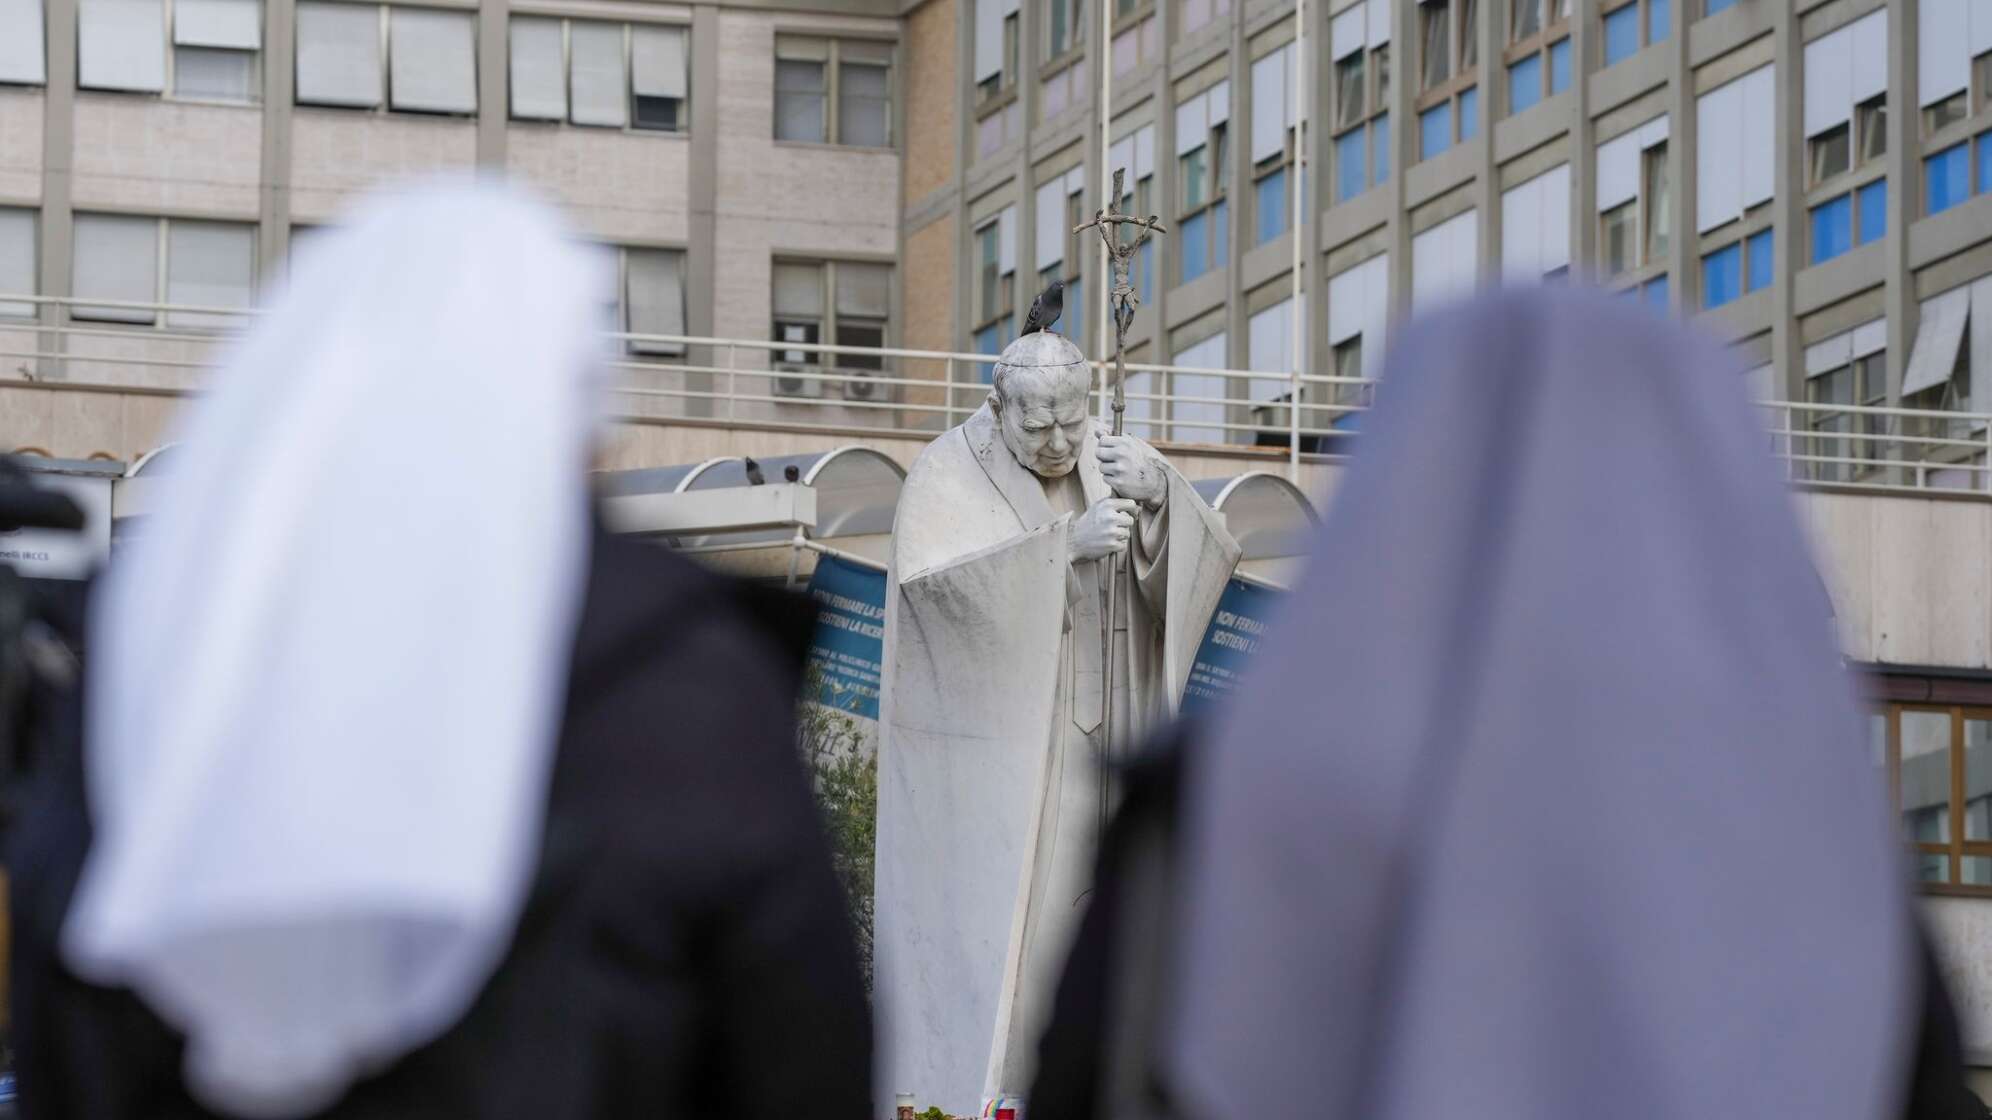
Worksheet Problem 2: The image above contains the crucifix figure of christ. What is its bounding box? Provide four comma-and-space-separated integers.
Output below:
1072, 167, 1166, 817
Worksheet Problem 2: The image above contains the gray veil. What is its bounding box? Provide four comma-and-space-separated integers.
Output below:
1165, 288, 1915, 1119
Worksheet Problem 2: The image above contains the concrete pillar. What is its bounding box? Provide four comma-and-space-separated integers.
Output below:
684, 4, 721, 417
1770, 2, 1802, 404
475, 0, 507, 169
1569, 0, 1595, 272
1383, 0, 1412, 316
37, 0, 76, 379
1473, 0, 1496, 280
260, 0, 295, 278
1884, 0, 1916, 405
1664, 0, 1692, 317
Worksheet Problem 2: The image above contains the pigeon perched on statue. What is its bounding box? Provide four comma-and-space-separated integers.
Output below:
1022, 279, 1065, 336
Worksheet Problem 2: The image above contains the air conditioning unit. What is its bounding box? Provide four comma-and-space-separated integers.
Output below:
773, 363, 825, 398
844, 370, 883, 401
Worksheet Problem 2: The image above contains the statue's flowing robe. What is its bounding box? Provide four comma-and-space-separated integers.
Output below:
875, 404, 1239, 1115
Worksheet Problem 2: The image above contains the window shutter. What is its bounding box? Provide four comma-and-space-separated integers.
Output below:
631, 24, 686, 98
1919, 0, 1969, 108
296, 2, 381, 108
78, 0, 165, 92
1175, 90, 1208, 157
569, 21, 627, 126
0, 0, 46, 84
838, 61, 890, 147
389, 8, 475, 113
1902, 287, 1970, 397
1250, 48, 1286, 162
1848, 11, 1887, 112
1365, 0, 1389, 45
626, 249, 685, 353
836, 262, 891, 319
1328, 263, 1365, 345
1501, 175, 1542, 279
175, 0, 260, 49
773, 261, 824, 318
1134, 125, 1155, 181
0, 209, 35, 318
509, 17, 564, 120
1802, 24, 1851, 139
1331, 6, 1365, 60
1035, 177, 1066, 269
1540, 163, 1570, 274
1247, 298, 1289, 371
1695, 80, 1741, 232
166, 220, 255, 328
73, 214, 159, 323
1596, 129, 1640, 212
1739, 65, 1775, 212
973, 0, 1002, 81
997, 207, 1017, 275
1209, 78, 1229, 128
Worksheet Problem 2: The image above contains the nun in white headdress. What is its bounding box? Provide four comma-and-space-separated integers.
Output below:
1031, 287, 1956, 1119
7, 183, 870, 1119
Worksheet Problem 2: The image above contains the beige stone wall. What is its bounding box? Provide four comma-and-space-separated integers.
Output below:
897, 212, 954, 428
505, 126, 691, 245
899, 0, 955, 207
1801, 491, 1992, 669
289, 110, 478, 225
0, 385, 178, 462
0, 90, 43, 205
72, 97, 261, 219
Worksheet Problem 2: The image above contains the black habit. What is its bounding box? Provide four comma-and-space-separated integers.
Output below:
7, 526, 873, 1119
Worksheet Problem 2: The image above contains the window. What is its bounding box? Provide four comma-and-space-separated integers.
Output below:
1597, 118, 1668, 281
771, 259, 892, 396
509, 18, 688, 132
1040, 0, 1089, 120
1802, 14, 1887, 265
972, 208, 1017, 369
77, 0, 165, 93
974, 0, 1023, 155
1926, 142, 1971, 214
71, 213, 255, 328
1035, 170, 1086, 348
0, 208, 36, 319
1328, 252, 1389, 396
1499, 163, 1570, 282
1253, 43, 1299, 244
1702, 0, 1734, 15
170, 0, 262, 102
618, 246, 685, 357
1110, 0, 1157, 78
1411, 208, 1478, 311
297, 2, 475, 114
1330, 5, 1390, 204
1696, 64, 1774, 234
1901, 284, 1979, 431
1640, 273, 1669, 312
1178, 0, 1227, 37
1415, 0, 1476, 162
1176, 80, 1229, 284
0, 0, 47, 86
1155, 324, 1226, 444
1915, 8, 1992, 218
1601, 0, 1665, 68
770, 36, 889, 147
1699, 226, 1770, 309
1875, 705, 1992, 890
1803, 320, 1885, 482
1506, 0, 1570, 117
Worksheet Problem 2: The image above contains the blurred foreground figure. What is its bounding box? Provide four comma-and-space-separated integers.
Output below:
1035, 288, 1978, 1119
7, 185, 870, 1118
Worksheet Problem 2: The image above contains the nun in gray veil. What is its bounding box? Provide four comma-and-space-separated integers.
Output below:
1019, 286, 1952, 1116
1156, 287, 1920, 1119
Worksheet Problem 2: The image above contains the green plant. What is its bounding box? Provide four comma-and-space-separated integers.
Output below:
798, 670, 877, 994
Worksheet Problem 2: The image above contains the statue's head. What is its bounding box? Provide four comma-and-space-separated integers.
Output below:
989, 332, 1092, 478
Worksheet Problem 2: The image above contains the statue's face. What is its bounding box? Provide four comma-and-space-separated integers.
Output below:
994, 369, 1091, 478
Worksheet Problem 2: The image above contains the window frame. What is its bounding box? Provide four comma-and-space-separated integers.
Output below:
1803, 93, 1885, 265
1110, 0, 1158, 76
70, 213, 258, 330
1877, 703, 1992, 896
773, 35, 891, 148
1919, 50, 1992, 216
1803, 347, 1885, 482
972, 214, 1016, 348
1697, 212, 1772, 310
295, 2, 481, 117
1415, 0, 1477, 160
977, 3, 1022, 109
1176, 99, 1229, 283
74, 0, 266, 105
0, 206, 39, 320
1599, 0, 1664, 69
1331, 37, 1390, 203
1503, 0, 1570, 117
770, 257, 892, 389
1599, 137, 1668, 283
508, 16, 692, 134
617, 244, 688, 358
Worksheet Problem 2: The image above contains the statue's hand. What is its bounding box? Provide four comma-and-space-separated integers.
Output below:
1071, 498, 1139, 563
1097, 433, 1168, 509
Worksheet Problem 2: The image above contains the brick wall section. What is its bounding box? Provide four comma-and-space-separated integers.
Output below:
288, 111, 477, 224
71, 97, 261, 219
505, 125, 691, 245
0, 91, 43, 204
900, 0, 955, 207
898, 212, 954, 428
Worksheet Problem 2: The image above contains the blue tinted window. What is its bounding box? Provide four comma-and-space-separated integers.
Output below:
1701, 243, 1740, 308
975, 324, 1003, 379
1335, 130, 1365, 202
1926, 143, 1970, 214
1459, 87, 1479, 141
1065, 277, 1082, 347
1419, 102, 1452, 160
1704, 0, 1735, 14
1648, 0, 1669, 45
1180, 211, 1207, 283
1509, 54, 1542, 115
1139, 241, 1152, 300
1979, 136, 1992, 201
1212, 198, 1228, 267
1643, 274, 1669, 314
1856, 180, 1886, 246
1549, 38, 1572, 94
1603, 5, 1639, 65
1809, 195, 1851, 265
1745, 229, 1773, 292
1257, 167, 1287, 243
1374, 113, 1389, 182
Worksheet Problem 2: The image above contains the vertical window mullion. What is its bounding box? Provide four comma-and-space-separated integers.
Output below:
1956, 706, 1969, 882
825, 260, 837, 352
827, 41, 840, 144
155, 218, 169, 328
623, 23, 632, 132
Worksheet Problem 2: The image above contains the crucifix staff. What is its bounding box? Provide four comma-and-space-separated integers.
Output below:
1073, 168, 1165, 827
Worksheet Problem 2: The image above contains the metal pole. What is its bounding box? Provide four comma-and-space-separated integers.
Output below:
1287, 0, 1305, 482
1098, 0, 1113, 408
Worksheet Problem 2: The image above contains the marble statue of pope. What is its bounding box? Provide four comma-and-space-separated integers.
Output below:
875, 331, 1241, 1116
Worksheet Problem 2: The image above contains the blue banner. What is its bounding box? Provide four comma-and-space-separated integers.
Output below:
1182, 577, 1285, 716
805, 553, 888, 720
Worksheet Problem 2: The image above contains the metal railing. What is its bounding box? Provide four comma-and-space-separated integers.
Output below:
1, 294, 1989, 494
